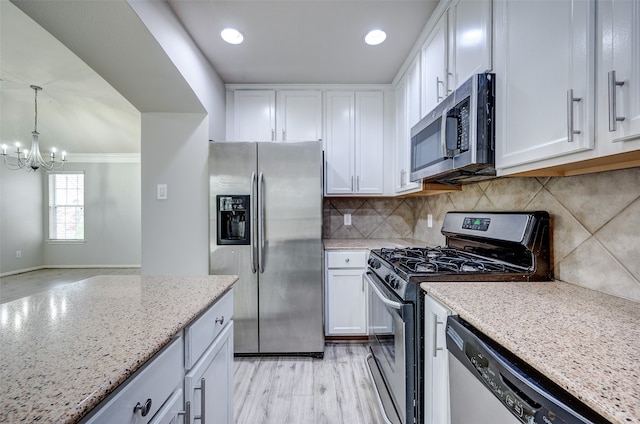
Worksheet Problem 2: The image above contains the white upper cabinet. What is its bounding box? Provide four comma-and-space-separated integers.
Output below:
276, 90, 323, 142
325, 91, 384, 195
233, 90, 276, 141
421, 0, 492, 116
232, 90, 321, 141
597, 0, 640, 151
422, 16, 448, 115
495, 0, 596, 172
447, 0, 493, 88
394, 56, 422, 194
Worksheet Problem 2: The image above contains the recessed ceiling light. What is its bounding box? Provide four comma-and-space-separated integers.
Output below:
221, 28, 244, 45
365, 29, 386, 46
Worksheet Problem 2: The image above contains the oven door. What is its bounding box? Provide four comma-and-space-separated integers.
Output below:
364, 271, 414, 424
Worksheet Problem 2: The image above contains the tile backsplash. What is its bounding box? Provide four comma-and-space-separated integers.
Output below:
324, 167, 640, 302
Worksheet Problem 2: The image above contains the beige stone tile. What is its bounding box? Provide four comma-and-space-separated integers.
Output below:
448, 183, 484, 211
556, 237, 640, 302
328, 198, 365, 215
328, 207, 345, 237
330, 224, 365, 239
385, 202, 415, 238
483, 177, 543, 210
426, 193, 457, 222
545, 168, 640, 233
595, 197, 640, 281
526, 188, 591, 262
367, 198, 403, 218
369, 221, 402, 239
351, 202, 384, 237
473, 194, 496, 211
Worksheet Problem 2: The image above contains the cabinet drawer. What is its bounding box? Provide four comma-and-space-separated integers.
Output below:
184, 289, 234, 369
326, 251, 367, 268
83, 336, 183, 424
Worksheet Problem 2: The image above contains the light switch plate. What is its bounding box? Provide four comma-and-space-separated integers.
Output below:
344, 213, 352, 226
427, 214, 433, 228
157, 184, 168, 200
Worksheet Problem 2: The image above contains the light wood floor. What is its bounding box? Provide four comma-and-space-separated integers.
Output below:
1, 269, 385, 424
0, 267, 140, 303
234, 342, 384, 424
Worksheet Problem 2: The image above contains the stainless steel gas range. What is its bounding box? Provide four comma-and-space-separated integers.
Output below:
364, 211, 552, 424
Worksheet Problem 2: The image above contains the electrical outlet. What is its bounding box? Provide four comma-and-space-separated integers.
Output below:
16, 250, 22, 258
344, 213, 352, 226
427, 214, 433, 228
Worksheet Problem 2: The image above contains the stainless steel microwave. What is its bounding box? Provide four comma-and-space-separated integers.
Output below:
410, 73, 496, 184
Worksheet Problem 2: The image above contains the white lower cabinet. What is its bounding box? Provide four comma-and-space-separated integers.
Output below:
82, 289, 234, 424
82, 337, 184, 424
424, 294, 452, 424
185, 323, 234, 424
325, 250, 368, 336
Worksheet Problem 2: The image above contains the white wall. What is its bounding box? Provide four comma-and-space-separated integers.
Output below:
141, 113, 209, 275
0, 167, 44, 273
43, 161, 141, 267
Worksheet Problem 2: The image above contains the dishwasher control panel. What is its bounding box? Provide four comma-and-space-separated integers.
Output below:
446, 316, 607, 424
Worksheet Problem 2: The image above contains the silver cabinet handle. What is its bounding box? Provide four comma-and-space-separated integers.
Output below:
432, 313, 444, 357
271, 129, 275, 141
282, 129, 286, 141
356, 176, 360, 192
258, 172, 265, 273
351, 175, 354, 192
215, 315, 225, 325
250, 172, 257, 274
446, 72, 453, 95
608, 70, 625, 132
436, 76, 444, 101
400, 169, 405, 188
345, 258, 350, 263
566, 89, 582, 142
178, 401, 191, 423
194, 378, 206, 423
133, 398, 152, 417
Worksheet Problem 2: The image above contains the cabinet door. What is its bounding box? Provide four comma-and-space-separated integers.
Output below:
395, 57, 422, 194
599, 0, 640, 150
424, 295, 452, 424
234, 90, 275, 141
326, 268, 367, 335
185, 323, 234, 424
422, 14, 448, 115
448, 0, 492, 89
325, 91, 355, 194
355, 91, 384, 194
148, 389, 184, 424
276, 91, 322, 142
495, 0, 595, 171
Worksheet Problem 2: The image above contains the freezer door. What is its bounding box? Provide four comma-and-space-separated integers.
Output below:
209, 142, 259, 354
257, 141, 324, 353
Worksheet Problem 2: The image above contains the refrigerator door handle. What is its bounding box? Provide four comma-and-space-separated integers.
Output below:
250, 171, 257, 274
258, 171, 265, 273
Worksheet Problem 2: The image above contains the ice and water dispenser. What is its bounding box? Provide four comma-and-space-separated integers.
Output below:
216, 195, 250, 245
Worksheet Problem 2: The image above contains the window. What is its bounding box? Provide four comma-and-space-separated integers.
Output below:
48, 173, 85, 240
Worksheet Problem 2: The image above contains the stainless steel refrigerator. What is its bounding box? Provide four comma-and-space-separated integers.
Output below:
209, 141, 324, 356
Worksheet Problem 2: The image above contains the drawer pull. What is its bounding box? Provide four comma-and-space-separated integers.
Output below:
178, 401, 191, 423
133, 398, 152, 417
345, 258, 350, 263
195, 378, 206, 423
215, 316, 225, 326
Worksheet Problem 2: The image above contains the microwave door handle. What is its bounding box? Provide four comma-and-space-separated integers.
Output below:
444, 107, 461, 158
440, 108, 450, 158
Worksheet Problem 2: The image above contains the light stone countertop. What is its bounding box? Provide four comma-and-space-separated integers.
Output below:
0, 274, 237, 424
421, 280, 640, 424
323, 238, 426, 251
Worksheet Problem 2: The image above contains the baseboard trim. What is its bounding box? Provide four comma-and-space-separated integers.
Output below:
0, 265, 141, 278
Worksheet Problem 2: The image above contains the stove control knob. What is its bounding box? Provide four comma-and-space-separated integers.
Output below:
368, 258, 381, 269
385, 274, 397, 289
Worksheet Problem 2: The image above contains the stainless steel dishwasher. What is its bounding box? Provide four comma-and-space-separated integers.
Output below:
446, 316, 607, 424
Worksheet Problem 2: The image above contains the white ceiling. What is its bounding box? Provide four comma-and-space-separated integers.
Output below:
1, 0, 438, 155
167, 0, 438, 84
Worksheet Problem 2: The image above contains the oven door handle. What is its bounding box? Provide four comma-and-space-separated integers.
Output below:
364, 272, 402, 310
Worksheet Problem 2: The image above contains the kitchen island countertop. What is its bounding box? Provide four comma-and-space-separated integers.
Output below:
421, 280, 640, 424
323, 238, 426, 251
0, 274, 237, 423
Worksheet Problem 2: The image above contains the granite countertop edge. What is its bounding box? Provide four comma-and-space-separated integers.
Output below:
420, 280, 640, 424
0, 274, 238, 424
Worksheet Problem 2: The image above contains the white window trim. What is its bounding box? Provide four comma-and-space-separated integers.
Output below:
48, 171, 86, 242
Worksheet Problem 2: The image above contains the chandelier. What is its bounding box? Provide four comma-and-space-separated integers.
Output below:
1, 85, 66, 172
